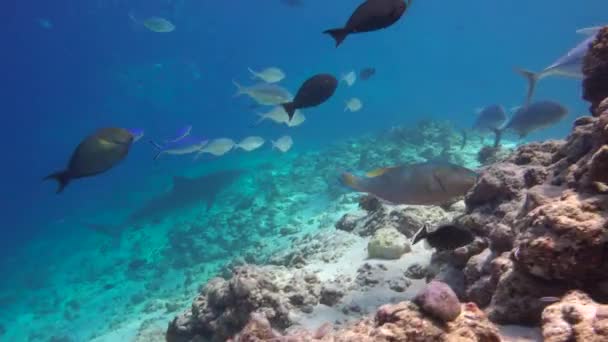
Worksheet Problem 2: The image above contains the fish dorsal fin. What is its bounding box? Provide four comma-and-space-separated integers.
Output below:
172, 176, 190, 191
576, 26, 603, 36
366, 166, 397, 178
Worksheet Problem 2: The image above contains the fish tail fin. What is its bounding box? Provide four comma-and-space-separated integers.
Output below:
254, 112, 266, 125
149, 140, 164, 160
344, 101, 349, 112
492, 128, 503, 148
340, 172, 364, 192
412, 224, 429, 245
232, 80, 245, 97
270, 140, 276, 150
282, 102, 296, 120
323, 28, 349, 47
515, 68, 538, 106
44, 170, 70, 194
247, 67, 258, 80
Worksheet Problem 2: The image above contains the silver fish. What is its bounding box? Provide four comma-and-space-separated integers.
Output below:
150, 136, 208, 160
516, 26, 603, 105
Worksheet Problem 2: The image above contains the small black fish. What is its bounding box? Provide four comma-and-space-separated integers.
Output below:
44, 127, 134, 193
412, 224, 475, 250
360, 67, 376, 80
323, 0, 410, 47
282, 74, 338, 119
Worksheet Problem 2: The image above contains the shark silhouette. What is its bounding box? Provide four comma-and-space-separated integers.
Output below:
128, 169, 245, 223
80, 170, 245, 235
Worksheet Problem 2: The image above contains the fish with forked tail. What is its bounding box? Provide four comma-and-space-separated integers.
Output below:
516, 26, 602, 105
45, 127, 134, 193
281, 74, 338, 120
324, 0, 411, 47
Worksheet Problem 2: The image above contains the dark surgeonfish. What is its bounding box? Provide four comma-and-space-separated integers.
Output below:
281, 74, 338, 120
412, 224, 475, 250
359, 67, 376, 80
341, 161, 478, 205
127, 170, 244, 223
493, 100, 568, 147
323, 0, 410, 47
45, 127, 134, 193
472, 105, 507, 133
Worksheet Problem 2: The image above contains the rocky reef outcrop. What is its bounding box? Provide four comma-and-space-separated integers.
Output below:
423, 98, 608, 326
583, 26, 608, 116
228, 299, 501, 342
166, 265, 322, 342
541, 290, 608, 342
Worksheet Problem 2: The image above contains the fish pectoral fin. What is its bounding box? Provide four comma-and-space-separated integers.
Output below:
365, 166, 397, 178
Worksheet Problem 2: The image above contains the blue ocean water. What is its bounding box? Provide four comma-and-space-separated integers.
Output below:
1, 0, 605, 340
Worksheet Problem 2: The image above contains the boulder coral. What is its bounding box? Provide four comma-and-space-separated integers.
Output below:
367, 227, 411, 259
583, 26, 608, 115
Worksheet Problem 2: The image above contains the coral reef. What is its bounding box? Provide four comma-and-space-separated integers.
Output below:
413, 280, 462, 322
229, 300, 501, 342
583, 26, 608, 115
422, 98, 608, 326
166, 265, 321, 342
541, 290, 608, 342
367, 227, 411, 259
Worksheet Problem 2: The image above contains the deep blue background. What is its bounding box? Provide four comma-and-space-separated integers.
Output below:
1, 0, 605, 256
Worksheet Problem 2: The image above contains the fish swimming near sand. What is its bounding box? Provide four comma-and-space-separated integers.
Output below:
281, 74, 338, 120
493, 100, 568, 146
233, 81, 293, 106
341, 161, 478, 205
198, 138, 236, 156
412, 224, 475, 250
323, 0, 410, 47
128, 170, 244, 223
272, 135, 293, 152
256, 106, 291, 125
345, 98, 363, 112
236, 136, 265, 152
516, 26, 602, 105
248, 67, 285, 83
45, 127, 134, 193
472, 105, 507, 133
286, 111, 306, 127
150, 136, 208, 160
341, 71, 357, 87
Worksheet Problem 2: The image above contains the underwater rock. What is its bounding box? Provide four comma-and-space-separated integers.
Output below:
336, 201, 456, 238
405, 263, 428, 280
541, 290, 608, 342
583, 26, 608, 115
358, 194, 381, 211
413, 280, 462, 322
229, 300, 500, 342
166, 265, 321, 342
367, 227, 411, 259
421, 103, 608, 326
320, 283, 345, 306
